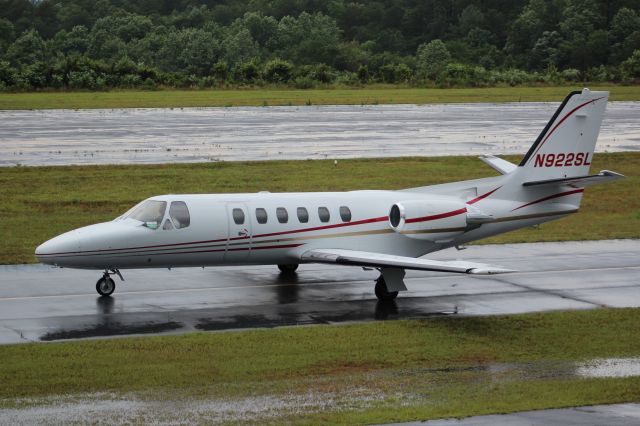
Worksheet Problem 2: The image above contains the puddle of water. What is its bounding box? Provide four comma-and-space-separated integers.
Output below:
3, 357, 640, 423
576, 357, 640, 378
0, 389, 386, 424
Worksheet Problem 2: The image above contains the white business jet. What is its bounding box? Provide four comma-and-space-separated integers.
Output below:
35, 89, 623, 300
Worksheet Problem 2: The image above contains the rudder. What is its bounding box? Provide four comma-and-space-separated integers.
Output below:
518, 88, 608, 182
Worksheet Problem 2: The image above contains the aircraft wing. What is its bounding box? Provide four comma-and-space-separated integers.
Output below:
300, 249, 514, 274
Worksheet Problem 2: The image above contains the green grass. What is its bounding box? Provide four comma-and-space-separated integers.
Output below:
0, 152, 637, 264
1, 85, 639, 110
1, 308, 640, 423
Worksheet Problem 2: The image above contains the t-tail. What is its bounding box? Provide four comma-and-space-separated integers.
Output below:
499, 88, 624, 210
520, 88, 607, 181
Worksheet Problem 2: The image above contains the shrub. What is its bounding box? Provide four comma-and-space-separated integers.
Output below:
437, 63, 488, 87
395, 63, 413, 83
263, 59, 293, 83
293, 76, 314, 88
622, 49, 640, 79
212, 60, 229, 82
0, 61, 17, 87
334, 71, 360, 86
120, 73, 142, 88
142, 77, 157, 90
584, 65, 610, 82
238, 60, 259, 83
357, 65, 369, 83
378, 63, 397, 83
68, 70, 97, 89
560, 68, 581, 82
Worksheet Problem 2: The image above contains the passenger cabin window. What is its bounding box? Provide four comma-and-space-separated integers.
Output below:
318, 207, 330, 223
127, 200, 166, 225
276, 207, 288, 223
297, 207, 309, 223
232, 208, 245, 225
169, 201, 190, 229
256, 208, 268, 224
339, 206, 352, 222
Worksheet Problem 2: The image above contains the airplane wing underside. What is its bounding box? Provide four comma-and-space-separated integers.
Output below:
299, 249, 514, 275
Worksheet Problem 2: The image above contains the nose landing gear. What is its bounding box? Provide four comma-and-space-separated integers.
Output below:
96, 269, 124, 297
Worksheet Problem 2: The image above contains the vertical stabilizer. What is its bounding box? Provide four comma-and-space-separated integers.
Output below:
518, 88, 608, 182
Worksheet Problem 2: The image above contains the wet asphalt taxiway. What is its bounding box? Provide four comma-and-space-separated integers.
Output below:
0, 239, 638, 345
1, 102, 639, 166
393, 403, 640, 426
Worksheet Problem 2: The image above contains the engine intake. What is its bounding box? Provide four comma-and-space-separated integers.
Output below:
389, 199, 468, 241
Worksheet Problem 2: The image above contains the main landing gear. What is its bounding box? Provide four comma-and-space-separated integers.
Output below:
374, 275, 399, 301
373, 268, 406, 301
278, 264, 299, 274
96, 269, 124, 297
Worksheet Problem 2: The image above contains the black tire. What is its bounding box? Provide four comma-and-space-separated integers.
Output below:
278, 264, 299, 274
96, 276, 115, 297
374, 276, 398, 301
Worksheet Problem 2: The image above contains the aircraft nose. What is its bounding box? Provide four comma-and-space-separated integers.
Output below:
35, 231, 81, 265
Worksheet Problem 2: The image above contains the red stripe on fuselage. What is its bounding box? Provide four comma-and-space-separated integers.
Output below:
405, 207, 467, 224
511, 189, 584, 211
467, 186, 501, 205
37, 215, 389, 257
241, 215, 388, 240
126, 243, 304, 257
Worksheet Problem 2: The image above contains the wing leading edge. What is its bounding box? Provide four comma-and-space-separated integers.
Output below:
300, 249, 514, 275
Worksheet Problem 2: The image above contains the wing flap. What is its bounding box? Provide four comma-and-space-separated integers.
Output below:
300, 249, 513, 275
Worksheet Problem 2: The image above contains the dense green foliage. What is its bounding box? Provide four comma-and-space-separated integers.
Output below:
0, 0, 639, 90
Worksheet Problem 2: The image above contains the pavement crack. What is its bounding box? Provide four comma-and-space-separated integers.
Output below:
3, 325, 32, 342
491, 277, 609, 308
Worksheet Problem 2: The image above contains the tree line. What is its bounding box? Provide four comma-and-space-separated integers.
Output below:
0, 0, 639, 91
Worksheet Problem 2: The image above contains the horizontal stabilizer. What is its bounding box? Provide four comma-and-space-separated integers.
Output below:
480, 155, 517, 175
522, 170, 624, 188
300, 249, 514, 275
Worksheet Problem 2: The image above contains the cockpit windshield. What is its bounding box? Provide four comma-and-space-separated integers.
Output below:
125, 200, 167, 224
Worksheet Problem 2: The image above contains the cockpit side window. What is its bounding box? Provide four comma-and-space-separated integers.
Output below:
126, 200, 167, 225
169, 201, 191, 229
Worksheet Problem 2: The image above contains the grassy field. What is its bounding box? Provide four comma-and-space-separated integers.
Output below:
1, 308, 640, 423
0, 152, 638, 264
1, 85, 639, 110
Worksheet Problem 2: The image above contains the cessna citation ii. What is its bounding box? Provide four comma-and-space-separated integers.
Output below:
36, 89, 623, 300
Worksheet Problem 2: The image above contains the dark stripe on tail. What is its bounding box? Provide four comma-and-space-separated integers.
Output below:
518, 90, 581, 167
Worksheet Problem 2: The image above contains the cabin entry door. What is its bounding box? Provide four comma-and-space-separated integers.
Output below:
224, 203, 252, 262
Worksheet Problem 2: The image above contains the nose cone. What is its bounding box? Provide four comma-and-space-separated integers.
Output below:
35, 230, 81, 266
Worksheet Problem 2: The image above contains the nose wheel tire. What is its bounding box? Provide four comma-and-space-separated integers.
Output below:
96, 276, 116, 297
375, 276, 398, 301
278, 264, 299, 274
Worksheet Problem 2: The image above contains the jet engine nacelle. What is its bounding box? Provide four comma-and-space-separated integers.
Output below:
389, 199, 468, 241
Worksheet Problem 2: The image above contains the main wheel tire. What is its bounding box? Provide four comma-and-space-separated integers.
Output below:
96, 276, 116, 297
278, 264, 299, 274
375, 277, 398, 301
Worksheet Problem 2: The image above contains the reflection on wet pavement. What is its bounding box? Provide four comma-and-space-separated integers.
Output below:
0, 239, 638, 344
40, 321, 183, 341
1, 102, 639, 166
